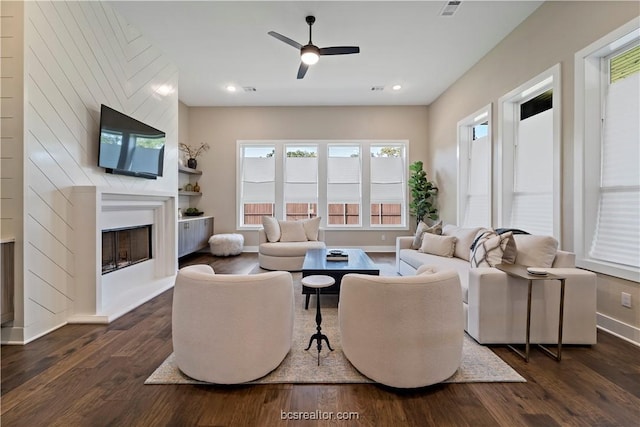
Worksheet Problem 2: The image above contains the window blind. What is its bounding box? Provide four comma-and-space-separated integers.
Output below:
284, 156, 318, 203
327, 155, 361, 202
241, 156, 275, 203
463, 134, 490, 227
590, 62, 640, 267
370, 156, 404, 203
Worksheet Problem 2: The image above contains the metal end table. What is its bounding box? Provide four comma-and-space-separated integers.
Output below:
301, 275, 335, 366
496, 264, 566, 362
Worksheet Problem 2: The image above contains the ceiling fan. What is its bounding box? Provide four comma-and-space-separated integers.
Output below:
268, 15, 360, 79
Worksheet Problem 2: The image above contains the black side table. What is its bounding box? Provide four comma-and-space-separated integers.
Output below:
301, 275, 335, 365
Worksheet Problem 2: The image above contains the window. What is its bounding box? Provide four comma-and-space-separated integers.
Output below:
284, 146, 318, 220
370, 145, 405, 226
239, 145, 275, 225
574, 19, 640, 281
237, 140, 408, 229
457, 105, 491, 228
327, 145, 362, 226
498, 65, 561, 240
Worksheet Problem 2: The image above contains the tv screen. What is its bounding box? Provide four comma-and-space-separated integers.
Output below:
98, 105, 165, 179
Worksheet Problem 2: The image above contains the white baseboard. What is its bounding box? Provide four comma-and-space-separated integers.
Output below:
597, 312, 640, 347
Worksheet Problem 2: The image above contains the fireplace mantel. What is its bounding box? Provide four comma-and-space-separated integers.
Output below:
70, 186, 177, 323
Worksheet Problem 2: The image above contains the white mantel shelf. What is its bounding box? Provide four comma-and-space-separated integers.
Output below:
69, 186, 177, 324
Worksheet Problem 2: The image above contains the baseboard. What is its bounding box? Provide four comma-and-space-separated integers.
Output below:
597, 312, 640, 347
243, 245, 396, 254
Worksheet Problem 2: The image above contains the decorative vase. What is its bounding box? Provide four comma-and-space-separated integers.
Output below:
193, 182, 200, 192
184, 183, 193, 192
187, 158, 197, 169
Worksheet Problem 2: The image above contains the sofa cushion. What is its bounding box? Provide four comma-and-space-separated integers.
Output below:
513, 235, 558, 267
470, 230, 517, 267
279, 220, 307, 242
259, 240, 326, 257
419, 233, 456, 257
262, 216, 281, 242
302, 217, 321, 241
411, 220, 443, 249
399, 249, 471, 302
442, 225, 484, 261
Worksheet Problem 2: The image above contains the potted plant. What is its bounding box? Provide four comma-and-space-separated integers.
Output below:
179, 142, 210, 169
408, 160, 438, 226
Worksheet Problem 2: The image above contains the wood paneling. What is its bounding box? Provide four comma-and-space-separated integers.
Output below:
13, 0, 179, 342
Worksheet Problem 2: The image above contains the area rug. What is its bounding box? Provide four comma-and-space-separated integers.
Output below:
146, 269, 525, 385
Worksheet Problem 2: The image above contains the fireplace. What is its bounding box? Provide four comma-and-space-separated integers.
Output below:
102, 225, 152, 274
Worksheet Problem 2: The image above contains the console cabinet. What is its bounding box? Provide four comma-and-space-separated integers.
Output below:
178, 216, 214, 257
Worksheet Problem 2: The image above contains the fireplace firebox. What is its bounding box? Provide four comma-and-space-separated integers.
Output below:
102, 225, 152, 274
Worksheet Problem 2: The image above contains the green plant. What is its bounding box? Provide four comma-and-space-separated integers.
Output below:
408, 160, 438, 225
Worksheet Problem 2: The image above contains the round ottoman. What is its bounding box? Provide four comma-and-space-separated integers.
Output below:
208, 233, 244, 256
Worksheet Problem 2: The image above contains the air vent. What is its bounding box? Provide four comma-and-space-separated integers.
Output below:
440, 1, 461, 17
371, 86, 384, 92
242, 86, 257, 92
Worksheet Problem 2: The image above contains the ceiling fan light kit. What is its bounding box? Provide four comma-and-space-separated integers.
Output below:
268, 15, 360, 79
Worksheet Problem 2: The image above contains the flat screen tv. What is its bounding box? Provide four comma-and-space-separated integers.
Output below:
98, 104, 165, 179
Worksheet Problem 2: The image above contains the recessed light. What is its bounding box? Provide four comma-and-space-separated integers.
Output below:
392, 84, 402, 91
226, 85, 237, 92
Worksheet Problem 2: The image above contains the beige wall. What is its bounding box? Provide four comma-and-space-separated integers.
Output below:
187, 106, 429, 247
427, 1, 640, 340
179, 101, 190, 149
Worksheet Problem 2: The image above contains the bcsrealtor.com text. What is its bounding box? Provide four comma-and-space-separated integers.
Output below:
281, 410, 360, 421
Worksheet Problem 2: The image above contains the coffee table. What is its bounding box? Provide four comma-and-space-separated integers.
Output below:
301, 248, 379, 309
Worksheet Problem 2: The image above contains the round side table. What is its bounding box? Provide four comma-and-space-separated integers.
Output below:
301, 275, 335, 365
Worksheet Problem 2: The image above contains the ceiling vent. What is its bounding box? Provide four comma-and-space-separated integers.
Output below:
370, 86, 384, 92
242, 86, 257, 92
440, 1, 461, 17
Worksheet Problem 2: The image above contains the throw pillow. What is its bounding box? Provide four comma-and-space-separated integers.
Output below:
278, 220, 308, 242
442, 225, 484, 261
302, 217, 321, 241
513, 235, 558, 267
262, 216, 281, 242
411, 220, 443, 249
470, 230, 517, 268
419, 233, 456, 258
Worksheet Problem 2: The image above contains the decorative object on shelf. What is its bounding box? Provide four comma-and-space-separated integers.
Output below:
179, 142, 210, 170
184, 208, 204, 217
193, 182, 200, 193
408, 160, 438, 226
178, 208, 183, 218
184, 183, 193, 192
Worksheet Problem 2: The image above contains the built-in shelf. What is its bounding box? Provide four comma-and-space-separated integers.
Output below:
178, 191, 202, 197
178, 165, 202, 175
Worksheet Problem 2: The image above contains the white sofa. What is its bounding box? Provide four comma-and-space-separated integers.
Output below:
339, 268, 464, 388
396, 226, 597, 345
172, 265, 294, 384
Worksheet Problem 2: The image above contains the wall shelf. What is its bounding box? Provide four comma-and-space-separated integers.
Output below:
178, 191, 202, 197
178, 165, 202, 175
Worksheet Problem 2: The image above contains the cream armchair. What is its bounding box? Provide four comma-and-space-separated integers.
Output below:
172, 264, 294, 384
339, 267, 464, 388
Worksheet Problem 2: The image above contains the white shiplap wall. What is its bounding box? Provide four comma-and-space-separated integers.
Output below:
11, 0, 178, 343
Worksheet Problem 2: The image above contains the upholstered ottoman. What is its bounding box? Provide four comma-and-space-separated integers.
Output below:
208, 233, 244, 256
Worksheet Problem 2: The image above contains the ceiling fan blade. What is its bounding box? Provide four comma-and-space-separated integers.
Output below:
268, 31, 302, 49
297, 62, 309, 79
319, 46, 360, 56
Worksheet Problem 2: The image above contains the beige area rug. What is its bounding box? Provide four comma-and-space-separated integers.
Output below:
146, 268, 525, 385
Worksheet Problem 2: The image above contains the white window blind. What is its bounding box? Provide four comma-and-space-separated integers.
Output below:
589, 55, 640, 268
463, 134, 490, 227
370, 156, 404, 203
327, 149, 361, 203
511, 107, 554, 235
284, 156, 318, 203
241, 154, 275, 203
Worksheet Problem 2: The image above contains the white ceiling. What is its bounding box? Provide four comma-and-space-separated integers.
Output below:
109, 1, 542, 107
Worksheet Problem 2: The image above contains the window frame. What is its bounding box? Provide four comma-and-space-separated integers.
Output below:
497, 64, 562, 241
574, 18, 640, 282
237, 140, 409, 231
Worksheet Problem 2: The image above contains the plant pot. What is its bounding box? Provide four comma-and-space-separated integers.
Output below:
187, 158, 197, 169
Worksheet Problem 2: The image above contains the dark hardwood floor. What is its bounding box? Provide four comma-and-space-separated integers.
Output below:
2, 252, 639, 426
